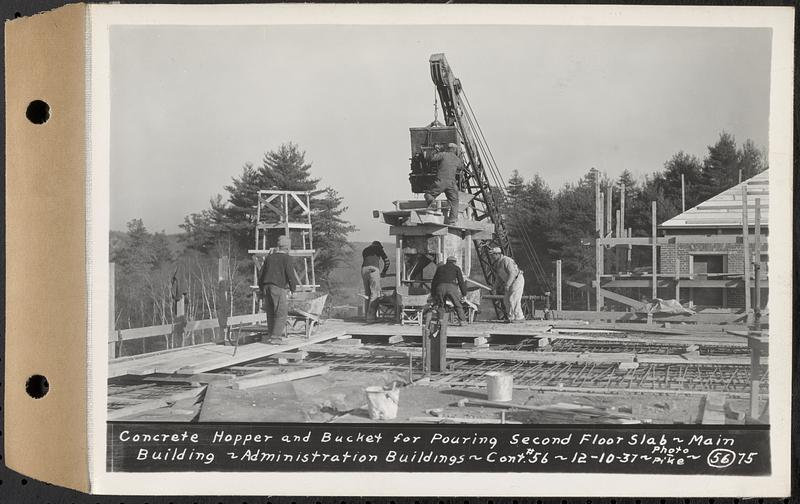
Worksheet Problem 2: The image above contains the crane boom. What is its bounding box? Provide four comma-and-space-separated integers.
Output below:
428, 53, 515, 309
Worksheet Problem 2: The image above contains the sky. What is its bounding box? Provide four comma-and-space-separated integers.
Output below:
110, 24, 771, 240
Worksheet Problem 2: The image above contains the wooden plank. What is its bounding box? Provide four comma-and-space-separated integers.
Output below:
108, 386, 205, 421
110, 327, 346, 377
596, 287, 647, 310
555, 322, 688, 335
597, 237, 670, 246
118, 323, 174, 341
408, 416, 521, 424
227, 313, 267, 326
143, 373, 236, 385
234, 365, 330, 390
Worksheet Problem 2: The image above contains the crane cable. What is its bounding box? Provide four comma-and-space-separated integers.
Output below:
461, 106, 550, 292
461, 90, 552, 292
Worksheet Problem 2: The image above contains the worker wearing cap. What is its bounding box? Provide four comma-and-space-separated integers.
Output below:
362, 240, 390, 322
488, 246, 525, 322
257, 235, 298, 341
431, 256, 468, 324
424, 143, 462, 225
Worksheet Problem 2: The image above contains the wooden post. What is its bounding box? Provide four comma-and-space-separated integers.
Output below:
599, 192, 605, 237
627, 228, 633, 267
595, 171, 603, 311
681, 173, 686, 212
651, 201, 658, 301
620, 183, 625, 234
556, 260, 562, 313
741, 185, 751, 324
109, 262, 117, 359
749, 339, 761, 418
615, 209, 622, 273
605, 185, 612, 239
395, 235, 403, 322
594, 169, 601, 236
675, 256, 681, 302
754, 198, 762, 324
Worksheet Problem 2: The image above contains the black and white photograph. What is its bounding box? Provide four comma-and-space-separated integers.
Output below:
88, 4, 792, 497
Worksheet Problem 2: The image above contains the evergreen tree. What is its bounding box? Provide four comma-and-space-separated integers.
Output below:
701, 131, 739, 199
662, 151, 704, 210
181, 141, 356, 283
313, 187, 358, 287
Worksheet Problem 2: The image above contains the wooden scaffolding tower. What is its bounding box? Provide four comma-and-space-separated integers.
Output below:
249, 190, 317, 312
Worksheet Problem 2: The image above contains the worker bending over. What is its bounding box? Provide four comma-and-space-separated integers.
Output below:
257, 235, 297, 341
431, 256, 468, 325
424, 143, 462, 225
361, 240, 390, 322
488, 246, 525, 322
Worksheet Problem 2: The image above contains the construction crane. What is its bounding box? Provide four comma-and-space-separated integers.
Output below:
422, 53, 551, 315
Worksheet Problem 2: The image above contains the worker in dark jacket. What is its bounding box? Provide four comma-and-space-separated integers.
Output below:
424, 143, 462, 225
431, 256, 468, 324
362, 241, 390, 322
257, 235, 297, 341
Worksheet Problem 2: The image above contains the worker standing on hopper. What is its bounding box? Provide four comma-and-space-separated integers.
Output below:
489, 246, 525, 323
424, 143, 462, 225
431, 256, 468, 326
361, 240, 390, 322
257, 235, 297, 341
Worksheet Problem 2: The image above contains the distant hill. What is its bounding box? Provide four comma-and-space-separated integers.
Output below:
326, 240, 397, 306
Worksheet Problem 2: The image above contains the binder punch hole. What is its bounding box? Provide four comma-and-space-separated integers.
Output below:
25, 374, 49, 399
25, 100, 50, 124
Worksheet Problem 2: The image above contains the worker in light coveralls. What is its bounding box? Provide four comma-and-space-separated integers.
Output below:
488, 246, 525, 322
257, 235, 297, 341
424, 143, 462, 225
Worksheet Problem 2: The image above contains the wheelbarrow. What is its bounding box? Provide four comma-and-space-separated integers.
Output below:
287, 291, 328, 338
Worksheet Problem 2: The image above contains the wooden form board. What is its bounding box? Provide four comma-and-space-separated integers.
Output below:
109, 328, 346, 377
305, 342, 760, 366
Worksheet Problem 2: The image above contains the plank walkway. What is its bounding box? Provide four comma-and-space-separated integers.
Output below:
109, 325, 348, 378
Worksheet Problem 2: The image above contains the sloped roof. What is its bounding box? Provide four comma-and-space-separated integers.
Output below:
660, 170, 769, 230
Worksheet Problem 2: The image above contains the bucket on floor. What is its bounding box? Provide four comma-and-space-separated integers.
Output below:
486, 371, 513, 402
365, 385, 400, 420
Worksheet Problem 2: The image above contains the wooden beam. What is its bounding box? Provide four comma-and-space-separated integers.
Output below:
597, 237, 670, 246
555, 260, 562, 312
681, 173, 686, 212
108, 386, 206, 421
753, 198, 762, 320
109, 262, 117, 359
741, 185, 751, 323
606, 185, 612, 241
651, 201, 658, 300
596, 287, 647, 311
620, 184, 626, 237
109, 328, 347, 377
143, 373, 236, 385
234, 365, 330, 390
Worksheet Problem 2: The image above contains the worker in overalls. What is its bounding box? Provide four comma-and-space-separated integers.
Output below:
489, 246, 525, 322
431, 256, 468, 325
257, 235, 297, 341
424, 143, 462, 225
361, 241, 390, 322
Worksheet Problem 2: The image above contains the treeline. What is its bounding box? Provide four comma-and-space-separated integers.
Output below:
111, 132, 766, 328
111, 142, 357, 329
502, 132, 767, 296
